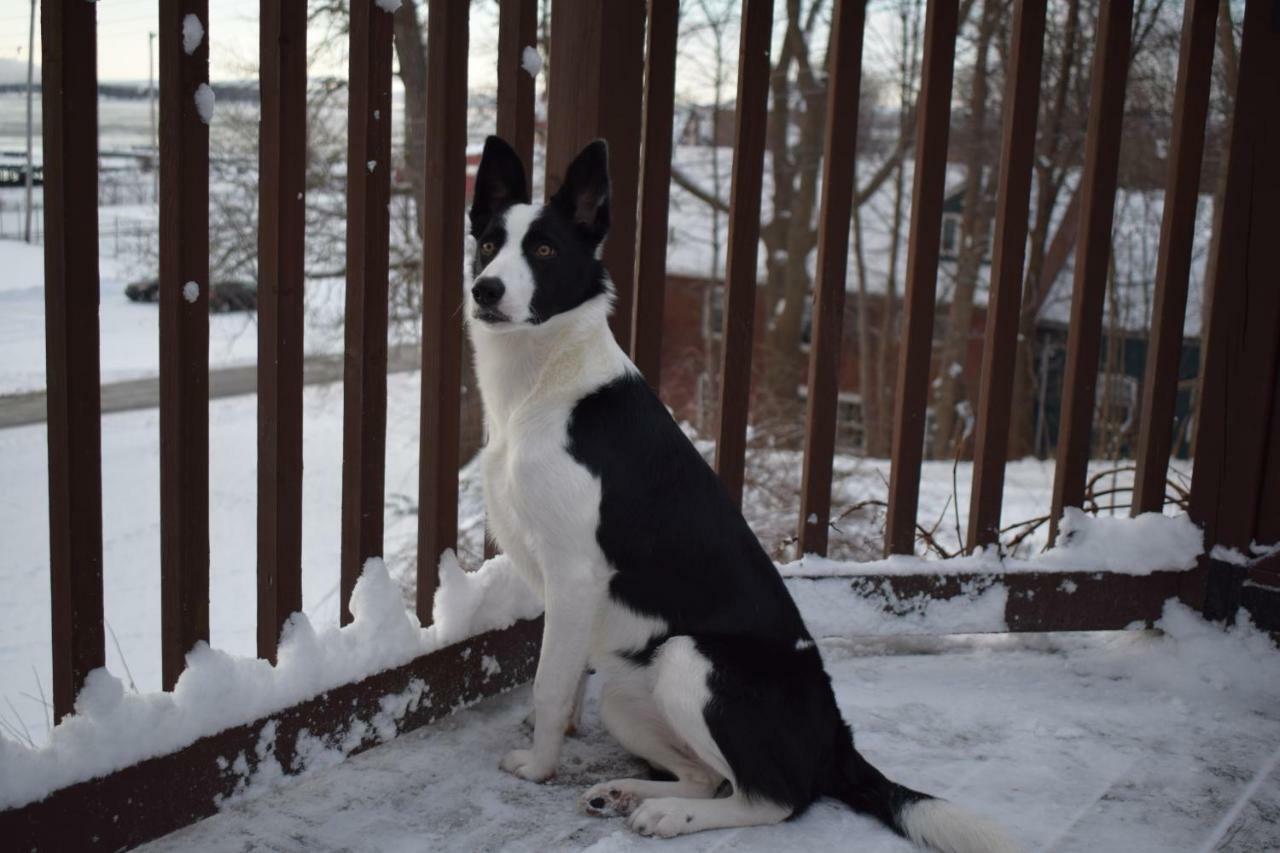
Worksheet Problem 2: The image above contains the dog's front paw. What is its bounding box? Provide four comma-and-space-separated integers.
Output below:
628, 798, 695, 838
500, 748, 555, 782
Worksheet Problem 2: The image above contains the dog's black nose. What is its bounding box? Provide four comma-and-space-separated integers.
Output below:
471, 277, 504, 308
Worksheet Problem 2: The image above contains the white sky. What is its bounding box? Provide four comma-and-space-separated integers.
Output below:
0, 0, 505, 89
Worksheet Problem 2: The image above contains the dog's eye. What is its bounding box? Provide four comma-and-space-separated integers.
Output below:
479, 241, 497, 256
534, 244, 556, 259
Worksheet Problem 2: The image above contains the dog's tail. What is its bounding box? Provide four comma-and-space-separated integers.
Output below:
824, 726, 1021, 853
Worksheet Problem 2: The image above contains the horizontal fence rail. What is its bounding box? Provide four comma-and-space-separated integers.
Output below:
15, 0, 1280, 848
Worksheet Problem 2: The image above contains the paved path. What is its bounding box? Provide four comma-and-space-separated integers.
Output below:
0, 344, 422, 429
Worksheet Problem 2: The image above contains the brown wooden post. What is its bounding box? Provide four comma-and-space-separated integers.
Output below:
883, 0, 959, 555
41, 0, 105, 722
545, 0, 645, 352
417, 0, 470, 623
159, 0, 211, 690
965, 0, 1047, 551
1047, 0, 1133, 545
796, 0, 868, 557
1189, 0, 1280, 619
630, 0, 679, 390
256, 0, 308, 663
497, 0, 537, 194
712, 0, 773, 507
340, 1, 395, 625
1130, 0, 1219, 516
487, 0, 535, 563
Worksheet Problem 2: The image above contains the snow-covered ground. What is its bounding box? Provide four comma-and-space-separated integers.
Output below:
0, 238, 348, 395
136, 606, 1280, 853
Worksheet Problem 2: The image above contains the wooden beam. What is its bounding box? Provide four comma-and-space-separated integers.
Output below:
496, 0, 537, 195
712, 0, 774, 507
1047, 0, 1133, 544
417, 0, 470, 621
158, 0, 211, 689
341, 1, 395, 624
544, 0, 645, 351
1188, 0, 1280, 619
40, 0, 105, 721
1131, 0, 1219, 516
884, 0, 959, 555
797, 0, 868, 556
256, 0, 308, 663
966, 0, 1047, 550
630, 0, 680, 389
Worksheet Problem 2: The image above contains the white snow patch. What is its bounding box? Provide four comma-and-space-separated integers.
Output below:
1210, 545, 1251, 566
1027, 509, 1203, 574
480, 655, 502, 679
786, 576, 1010, 637
373, 109, 381, 121
194, 84, 216, 124
182, 14, 204, 55
521, 46, 543, 78
0, 554, 539, 810
947, 361, 964, 378
367, 160, 377, 173
182, 281, 199, 304
375, 0, 403, 12
783, 513, 1202, 579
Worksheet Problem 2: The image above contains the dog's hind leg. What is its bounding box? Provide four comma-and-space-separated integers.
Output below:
581, 666, 721, 817
619, 636, 796, 838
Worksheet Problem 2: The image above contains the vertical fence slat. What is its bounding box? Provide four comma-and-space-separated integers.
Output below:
256, 0, 308, 663
1189, 0, 1280, 617
41, 0, 105, 722
1046, 0, 1133, 544
1130, 0, 1219, 516
497, 0, 537, 194
796, 0, 868, 557
340, 2, 395, 625
159, 1, 211, 689
488, 0, 537, 563
965, 0, 1047, 551
630, 0, 679, 389
544, 0, 645, 352
713, 0, 774, 508
883, 0, 960, 555
596, 4, 646, 355
417, 0, 470, 622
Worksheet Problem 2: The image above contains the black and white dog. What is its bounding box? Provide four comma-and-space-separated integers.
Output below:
466, 136, 1018, 853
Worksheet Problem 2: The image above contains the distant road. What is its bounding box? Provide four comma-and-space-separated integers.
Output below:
0, 344, 421, 429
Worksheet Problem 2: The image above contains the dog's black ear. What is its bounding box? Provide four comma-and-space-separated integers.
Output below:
551, 139, 610, 246
470, 136, 530, 238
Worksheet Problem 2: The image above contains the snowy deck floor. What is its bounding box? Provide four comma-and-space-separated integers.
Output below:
140, 617, 1280, 853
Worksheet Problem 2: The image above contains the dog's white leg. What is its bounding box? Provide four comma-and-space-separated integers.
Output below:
581, 669, 721, 817
627, 793, 791, 838
611, 636, 792, 837
523, 667, 588, 735
500, 561, 604, 782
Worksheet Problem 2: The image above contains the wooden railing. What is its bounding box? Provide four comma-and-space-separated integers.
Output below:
7, 0, 1280, 848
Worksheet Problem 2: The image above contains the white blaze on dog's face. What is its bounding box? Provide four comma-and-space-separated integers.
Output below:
467, 136, 612, 330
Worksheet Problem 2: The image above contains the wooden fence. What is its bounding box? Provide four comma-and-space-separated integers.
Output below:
5, 0, 1279, 848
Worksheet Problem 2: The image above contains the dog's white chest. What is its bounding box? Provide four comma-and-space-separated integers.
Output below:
482, 403, 602, 564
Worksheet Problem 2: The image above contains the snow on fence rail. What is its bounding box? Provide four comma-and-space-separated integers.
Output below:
7, 0, 1280, 850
